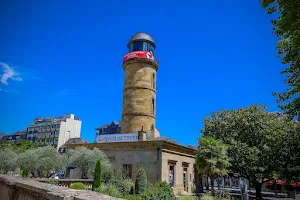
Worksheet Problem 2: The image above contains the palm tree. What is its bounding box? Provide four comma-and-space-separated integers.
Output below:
195, 136, 231, 195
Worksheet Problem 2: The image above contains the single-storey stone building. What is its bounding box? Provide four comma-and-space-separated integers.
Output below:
64, 137, 201, 194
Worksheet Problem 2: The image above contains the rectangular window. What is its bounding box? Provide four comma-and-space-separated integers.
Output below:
183, 168, 187, 191
110, 128, 117, 134
152, 73, 155, 89
152, 98, 155, 115
122, 164, 132, 179
169, 165, 174, 187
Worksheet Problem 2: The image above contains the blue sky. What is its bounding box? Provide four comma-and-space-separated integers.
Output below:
0, 0, 286, 146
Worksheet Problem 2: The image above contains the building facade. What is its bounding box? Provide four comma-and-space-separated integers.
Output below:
65, 139, 198, 194
121, 33, 158, 139
0, 130, 26, 142
26, 113, 82, 149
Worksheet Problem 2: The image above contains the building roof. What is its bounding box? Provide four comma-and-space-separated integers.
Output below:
65, 140, 196, 157
64, 137, 89, 145
58, 137, 89, 152
95, 121, 120, 130
0, 132, 6, 139
10, 130, 26, 136
127, 32, 156, 48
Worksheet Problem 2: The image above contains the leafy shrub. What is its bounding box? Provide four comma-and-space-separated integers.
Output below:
92, 160, 102, 191
22, 169, 29, 178
200, 193, 214, 200
102, 167, 113, 183
214, 190, 231, 199
139, 181, 176, 200
123, 195, 142, 200
70, 182, 86, 190
49, 180, 58, 185
135, 167, 147, 194
110, 177, 134, 195
97, 183, 121, 198
180, 196, 199, 200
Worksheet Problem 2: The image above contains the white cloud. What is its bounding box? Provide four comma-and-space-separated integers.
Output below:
0, 62, 22, 85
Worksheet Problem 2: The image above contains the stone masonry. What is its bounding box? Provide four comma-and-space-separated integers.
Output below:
66, 140, 197, 195
121, 59, 158, 138
0, 174, 122, 200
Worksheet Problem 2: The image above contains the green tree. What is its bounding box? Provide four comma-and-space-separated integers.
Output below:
17, 148, 38, 177
270, 120, 300, 197
0, 141, 37, 153
195, 137, 231, 195
34, 146, 66, 177
0, 148, 17, 173
201, 104, 291, 199
17, 146, 66, 177
68, 147, 111, 179
92, 160, 102, 191
135, 167, 148, 194
261, 0, 300, 117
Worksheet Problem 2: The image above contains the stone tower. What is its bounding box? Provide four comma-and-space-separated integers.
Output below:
121, 32, 158, 139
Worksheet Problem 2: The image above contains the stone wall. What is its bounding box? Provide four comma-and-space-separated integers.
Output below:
0, 174, 122, 200
161, 149, 196, 195
67, 141, 162, 184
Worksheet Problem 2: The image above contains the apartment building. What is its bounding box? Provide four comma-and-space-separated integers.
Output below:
26, 114, 81, 150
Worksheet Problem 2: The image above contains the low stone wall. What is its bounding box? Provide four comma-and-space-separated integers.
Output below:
0, 174, 122, 200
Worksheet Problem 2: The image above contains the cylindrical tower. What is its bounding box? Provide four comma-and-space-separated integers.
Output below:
121, 32, 158, 139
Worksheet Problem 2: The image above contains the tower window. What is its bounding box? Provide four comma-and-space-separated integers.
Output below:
152, 73, 155, 89
151, 124, 154, 135
152, 98, 155, 115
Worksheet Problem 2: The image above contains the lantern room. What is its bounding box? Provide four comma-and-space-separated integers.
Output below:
127, 32, 156, 53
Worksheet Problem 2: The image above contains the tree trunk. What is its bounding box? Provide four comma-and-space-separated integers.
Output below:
206, 177, 209, 190
199, 175, 204, 193
210, 177, 215, 195
254, 182, 263, 200
217, 178, 221, 190
274, 180, 277, 197
195, 174, 204, 193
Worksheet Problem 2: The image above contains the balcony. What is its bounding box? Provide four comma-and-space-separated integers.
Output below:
123, 51, 158, 65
